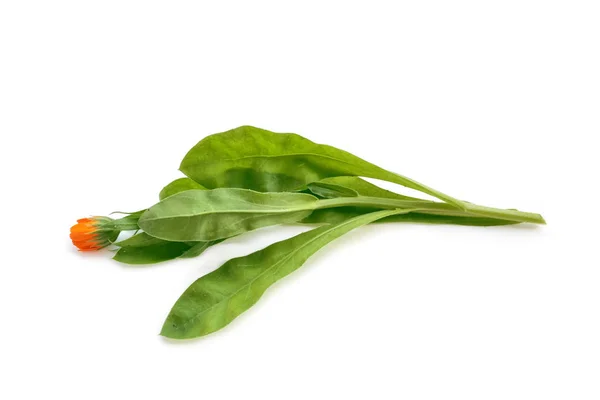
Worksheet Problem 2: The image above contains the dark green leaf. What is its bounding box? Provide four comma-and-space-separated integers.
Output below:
179, 126, 545, 223
179, 125, 464, 208
113, 234, 194, 265
113, 232, 218, 265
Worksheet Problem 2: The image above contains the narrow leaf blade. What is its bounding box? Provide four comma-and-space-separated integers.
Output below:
161, 208, 412, 339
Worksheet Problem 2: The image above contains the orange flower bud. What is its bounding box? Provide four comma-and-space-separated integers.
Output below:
70, 217, 120, 251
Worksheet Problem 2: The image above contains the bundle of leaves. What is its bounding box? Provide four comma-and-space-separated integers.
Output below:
71, 126, 545, 339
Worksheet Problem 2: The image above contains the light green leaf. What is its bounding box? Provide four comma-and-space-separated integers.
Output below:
156, 176, 517, 229
140, 187, 542, 242
139, 189, 318, 241
147, 177, 518, 269
161, 208, 414, 339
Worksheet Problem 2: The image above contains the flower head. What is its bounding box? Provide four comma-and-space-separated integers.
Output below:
70, 216, 120, 251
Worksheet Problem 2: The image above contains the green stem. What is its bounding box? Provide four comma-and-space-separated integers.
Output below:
461, 203, 546, 224
314, 196, 545, 224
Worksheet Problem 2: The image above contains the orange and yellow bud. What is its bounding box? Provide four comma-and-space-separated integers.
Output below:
70, 217, 120, 251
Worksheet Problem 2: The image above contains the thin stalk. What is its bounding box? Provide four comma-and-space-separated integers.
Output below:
314, 196, 545, 224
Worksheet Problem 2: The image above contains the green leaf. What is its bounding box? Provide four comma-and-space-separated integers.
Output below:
159, 178, 206, 201
179, 125, 465, 208
140, 187, 542, 242
160, 208, 414, 339
113, 235, 194, 265
139, 189, 318, 241
113, 232, 218, 265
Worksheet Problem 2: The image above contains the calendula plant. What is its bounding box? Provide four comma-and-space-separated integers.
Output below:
71, 126, 545, 339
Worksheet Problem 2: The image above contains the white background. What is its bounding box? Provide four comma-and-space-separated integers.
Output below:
1, 1, 599, 399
